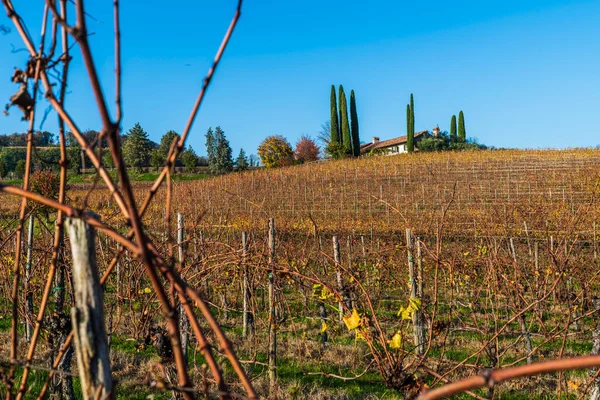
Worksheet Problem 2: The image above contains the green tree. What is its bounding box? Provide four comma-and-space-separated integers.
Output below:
205, 127, 216, 169
149, 149, 165, 169
0, 157, 7, 178
67, 146, 82, 174
350, 90, 360, 157
458, 111, 466, 142
122, 123, 152, 170
450, 115, 457, 141
406, 104, 414, 153
15, 159, 26, 178
159, 130, 180, 157
339, 85, 352, 154
257, 135, 294, 168
406, 94, 415, 153
182, 146, 199, 171
102, 150, 115, 169
410, 93, 415, 136
211, 126, 233, 174
330, 85, 340, 144
235, 148, 249, 170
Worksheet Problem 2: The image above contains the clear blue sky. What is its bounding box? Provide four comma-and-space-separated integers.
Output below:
1, 0, 599, 156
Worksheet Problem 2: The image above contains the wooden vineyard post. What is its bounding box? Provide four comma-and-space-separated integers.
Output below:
594, 221, 598, 260
333, 235, 344, 324
177, 212, 189, 364
534, 241, 541, 316
406, 229, 425, 355
24, 214, 34, 342
66, 216, 114, 400
242, 231, 253, 338
524, 221, 532, 257
416, 237, 424, 298
589, 298, 600, 400
268, 218, 277, 392
510, 238, 533, 364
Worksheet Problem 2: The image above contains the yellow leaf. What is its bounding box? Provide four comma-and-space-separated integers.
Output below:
138, 287, 152, 294
409, 297, 422, 311
389, 332, 402, 349
568, 380, 580, 390
319, 286, 333, 300
320, 322, 328, 333
343, 309, 361, 330
355, 330, 366, 342
312, 284, 323, 297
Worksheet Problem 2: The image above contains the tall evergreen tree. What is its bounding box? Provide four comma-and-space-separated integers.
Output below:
122, 123, 152, 170
329, 85, 340, 144
450, 115, 457, 140
410, 93, 415, 138
339, 85, 352, 154
350, 90, 360, 156
338, 85, 344, 144
406, 103, 414, 153
458, 111, 466, 142
205, 127, 216, 168
235, 148, 249, 170
213, 126, 234, 173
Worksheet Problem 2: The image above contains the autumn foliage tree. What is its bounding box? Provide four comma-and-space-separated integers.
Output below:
257, 135, 294, 168
295, 136, 320, 163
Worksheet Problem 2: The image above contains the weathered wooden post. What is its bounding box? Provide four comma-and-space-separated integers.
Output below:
66, 216, 113, 400
333, 236, 343, 324
25, 214, 34, 342
594, 221, 598, 260
416, 237, 423, 298
177, 212, 189, 364
510, 238, 533, 364
406, 229, 425, 355
268, 218, 277, 393
242, 231, 253, 338
589, 297, 600, 400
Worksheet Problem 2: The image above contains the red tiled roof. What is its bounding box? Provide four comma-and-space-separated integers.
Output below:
360, 130, 429, 153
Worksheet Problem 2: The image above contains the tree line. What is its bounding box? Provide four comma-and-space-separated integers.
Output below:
405, 93, 485, 153
0, 124, 261, 178
326, 84, 361, 158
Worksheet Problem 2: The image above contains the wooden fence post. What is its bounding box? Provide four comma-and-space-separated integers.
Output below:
406, 229, 425, 355
594, 221, 598, 260
25, 214, 34, 342
242, 231, 253, 338
510, 238, 533, 364
333, 236, 343, 324
66, 216, 113, 400
177, 212, 189, 364
268, 218, 277, 393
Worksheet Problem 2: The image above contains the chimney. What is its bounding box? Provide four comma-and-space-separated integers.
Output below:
433, 126, 440, 138
372, 136, 379, 144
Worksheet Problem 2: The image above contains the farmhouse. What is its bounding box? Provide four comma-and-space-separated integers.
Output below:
360, 129, 433, 155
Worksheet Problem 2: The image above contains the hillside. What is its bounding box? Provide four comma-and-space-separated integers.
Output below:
171, 149, 600, 239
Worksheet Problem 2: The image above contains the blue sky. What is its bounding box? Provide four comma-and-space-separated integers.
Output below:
1, 0, 599, 156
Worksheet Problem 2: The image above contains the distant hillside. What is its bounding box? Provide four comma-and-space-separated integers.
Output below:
170, 149, 600, 238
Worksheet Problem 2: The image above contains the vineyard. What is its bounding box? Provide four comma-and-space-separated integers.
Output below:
1, 149, 599, 398
1, 0, 600, 398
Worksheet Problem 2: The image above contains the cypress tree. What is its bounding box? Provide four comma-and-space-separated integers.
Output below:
406, 104, 414, 153
339, 85, 352, 154
406, 94, 415, 153
458, 111, 466, 142
410, 93, 415, 137
450, 115, 457, 140
350, 90, 360, 156
330, 85, 340, 144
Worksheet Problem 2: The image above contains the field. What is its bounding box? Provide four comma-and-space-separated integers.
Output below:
1, 149, 599, 398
